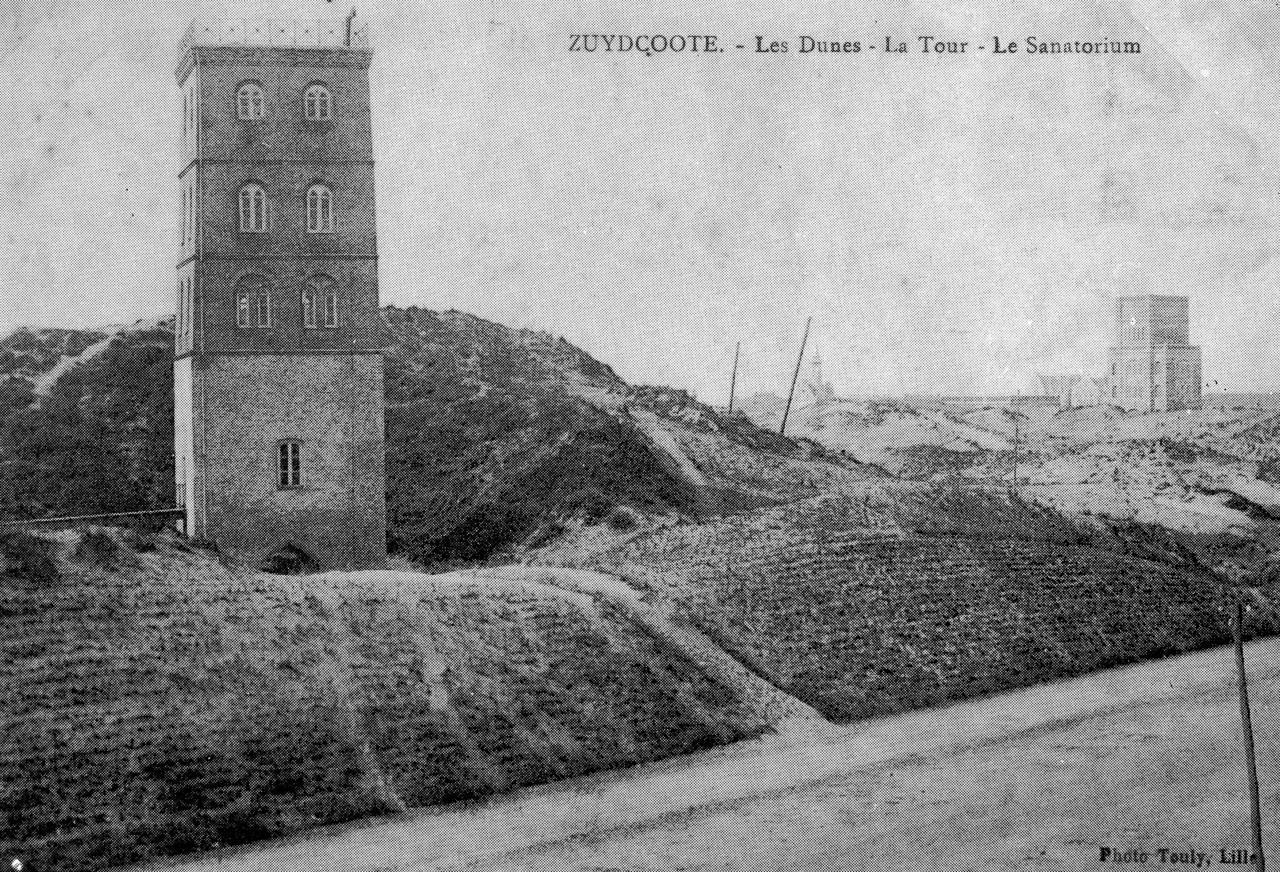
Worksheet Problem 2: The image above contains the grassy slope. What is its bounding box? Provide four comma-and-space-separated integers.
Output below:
381, 306, 858, 565
381, 306, 702, 565
0, 528, 764, 872
538, 486, 1280, 723
5, 315, 1278, 867
136, 639, 1280, 872
0, 323, 173, 520
0, 327, 109, 406
1, 310, 842, 565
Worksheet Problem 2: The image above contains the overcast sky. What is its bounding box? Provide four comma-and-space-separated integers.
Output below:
3, 0, 1279, 400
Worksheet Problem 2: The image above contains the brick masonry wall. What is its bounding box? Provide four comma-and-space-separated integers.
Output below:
193, 353, 386, 569
194, 256, 382, 354
1165, 345, 1202, 412
1149, 295, 1190, 346
181, 40, 381, 355
174, 357, 195, 523
197, 161, 377, 260
191, 46, 374, 164
176, 39, 386, 567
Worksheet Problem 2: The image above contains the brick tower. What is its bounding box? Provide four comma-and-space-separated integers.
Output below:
174, 17, 386, 570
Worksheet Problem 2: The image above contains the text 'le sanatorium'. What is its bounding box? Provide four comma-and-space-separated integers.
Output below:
567, 34, 1142, 57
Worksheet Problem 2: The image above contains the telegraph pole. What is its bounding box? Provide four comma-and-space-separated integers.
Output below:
727, 341, 741, 415
1010, 391, 1021, 494
1234, 601, 1266, 872
780, 317, 811, 437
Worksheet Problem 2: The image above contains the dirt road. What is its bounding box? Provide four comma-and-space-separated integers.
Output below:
137, 638, 1280, 871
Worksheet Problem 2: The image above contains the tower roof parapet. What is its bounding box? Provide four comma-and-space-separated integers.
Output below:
179, 16, 370, 57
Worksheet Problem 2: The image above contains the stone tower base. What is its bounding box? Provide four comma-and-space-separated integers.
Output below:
176, 353, 387, 571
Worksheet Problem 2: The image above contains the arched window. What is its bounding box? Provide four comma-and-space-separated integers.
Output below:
301, 284, 317, 329
234, 275, 271, 329
323, 285, 339, 328
302, 275, 338, 328
256, 291, 272, 328
306, 184, 333, 233
277, 440, 302, 489
304, 83, 332, 120
237, 82, 265, 120
239, 183, 267, 233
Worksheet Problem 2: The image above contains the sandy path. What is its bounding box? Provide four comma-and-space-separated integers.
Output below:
133, 638, 1280, 872
30, 326, 122, 396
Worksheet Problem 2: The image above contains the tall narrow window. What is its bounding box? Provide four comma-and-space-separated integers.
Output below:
237, 82, 265, 120
307, 184, 333, 233
301, 284, 318, 328
235, 275, 271, 328
304, 84, 331, 120
277, 440, 302, 488
256, 290, 272, 328
187, 180, 195, 245
323, 286, 338, 328
303, 275, 337, 328
176, 280, 185, 340
184, 278, 193, 342
239, 183, 266, 233
181, 186, 188, 246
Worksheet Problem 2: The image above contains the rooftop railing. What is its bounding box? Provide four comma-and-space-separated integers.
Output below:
180, 17, 371, 53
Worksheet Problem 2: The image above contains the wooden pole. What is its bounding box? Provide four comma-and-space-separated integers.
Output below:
779, 317, 811, 437
727, 341, 741, 415
1235, 600, 1266, 872
1011, 393, 1020, 495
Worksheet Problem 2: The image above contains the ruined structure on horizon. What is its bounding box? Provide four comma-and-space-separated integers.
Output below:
172, 16, 387, 569
1105, 294, 1202, 413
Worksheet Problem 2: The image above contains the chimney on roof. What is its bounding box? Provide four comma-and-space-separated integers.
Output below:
345, 8, 357, 47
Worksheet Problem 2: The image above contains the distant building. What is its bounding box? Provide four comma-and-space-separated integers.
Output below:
1104, 295, 1202, 412
1086, 376, 1109, 405
805, 353, 835, 404
173, 17, 387, 569
898, 395, 1060, 412
1036, 373, 1083, 409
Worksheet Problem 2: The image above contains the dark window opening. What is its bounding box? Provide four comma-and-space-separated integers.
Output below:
277, 440, 302, 488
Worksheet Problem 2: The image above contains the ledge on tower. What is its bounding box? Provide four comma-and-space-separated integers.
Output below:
179, 16, 370, 54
